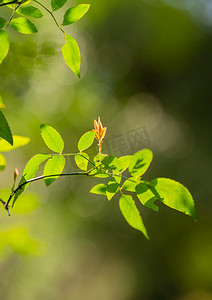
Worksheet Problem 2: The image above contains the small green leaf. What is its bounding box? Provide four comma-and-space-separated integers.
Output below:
10, 17, 38, 34
0, 95, 6, 108
62, 34, 81, 78
136, 182, 158, 212
0, 153, 6, 171
0, 111, 13, 145
44, 155, 65, 186
128, 148, 153, 178
17, 6, 43, 18
0, 17, 7, 29
75, 153, 89, 171
106, 177, 120, 201
62, 4, 90, 26
13, 154, 49, 206
90, 183, 106, 195
119, 195, 149, 239
150, 178, 196, 219
78, 131, 95, 152
118, 155, 132, 172
40, 124, 64, 153
0, 30, 10, 64
0, 135, 30, 152
122, 178, 137, 192
51, 0, 67, 11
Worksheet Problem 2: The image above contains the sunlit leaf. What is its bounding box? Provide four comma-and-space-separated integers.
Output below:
150, 178, 196, 219
10, 17, 38, 34
13, 154, 49, 206
0, 17, 7, 29
75, 153, 89, 171
0, 135, 29, 152
0, 153, 6, 171
17, 6, 43, 18
0, 30, 10, 64
128, 148, 153, 178
51, 0, 67, 11
90, 183, 106, 195
118, 155, 132, 172
62, 34, 81, 78
78, 131, 95, 152
0, 111, 13, 145
62, 4, 90, 26
119, 195, 149, 239
40, 124, 64, 153
136, 182, 158, 212
122, 178, 137, 192
101, 155, 122, 173
44, 155, 65, 186
106, 176, 120, 200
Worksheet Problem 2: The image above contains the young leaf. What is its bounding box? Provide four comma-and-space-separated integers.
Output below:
13, 154, 49, 206
0, 153, 6, 171
150, 178, 196, 219
0, 30, 10, 64
44, 155, 65, 186
0, 135, 30, 151
0, 111, 13, 145
128, 148, 153, 178
10, 17, 38, 34
0, 17, 7, 29
78, 131, 95, 152
136, 182, 158, 212
75, 153, 89, 171
62, 4, 90, 26
40, 124, 64, 153
51, 0, 67, 11
90, 183, 106, 195
106, 177, 120, 201
119, 195, 149, 239
62, 34, 81, 78
17, 6, 43, 18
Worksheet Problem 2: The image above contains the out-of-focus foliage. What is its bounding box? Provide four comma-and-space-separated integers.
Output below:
0, 0, 212, 299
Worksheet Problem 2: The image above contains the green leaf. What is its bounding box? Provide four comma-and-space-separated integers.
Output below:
40, 124, 64, 153
106, 176, 120, 201
0, 153, 6, 171
128, 148, 153, 178
51, 0, 67, 11
122, 178, 138, 192
101, 155, 122, 173
118, 155, 132, 172
0, 111, 13, 145
75, 153, 89, 171
0, 30, 10, 64
13, 154, 49, 206
150, 178, 196, 219
119, 195, 149, 239
0, 95, 6, 108
78, 131, 95, 152
136, 182, 158, 212
62, 4, 90, 26
10, 17, 38, 34
44, 155, 65, 186
17, 6, 43, 18
62, 34, 81, 78
0, 17, 7, 29
90, 183, 106, 195
0, 135, 30, 152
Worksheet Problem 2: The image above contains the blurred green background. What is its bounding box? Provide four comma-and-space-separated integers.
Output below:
0, 0, 212, 299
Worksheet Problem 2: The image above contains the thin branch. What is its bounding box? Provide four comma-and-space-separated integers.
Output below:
4, 2, 21, 29
33, 0, 65, 34
0, 0, 19, 7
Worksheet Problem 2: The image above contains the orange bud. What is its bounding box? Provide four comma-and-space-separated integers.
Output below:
14, 168, 19, 180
